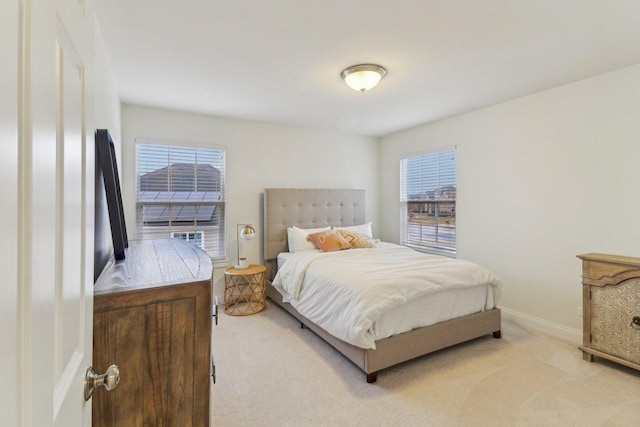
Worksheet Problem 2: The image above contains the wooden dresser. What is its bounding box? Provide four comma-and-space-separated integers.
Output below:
577, 253, 640, 371
93, 239, 213, 426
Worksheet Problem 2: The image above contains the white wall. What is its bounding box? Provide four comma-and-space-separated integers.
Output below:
380, 65, 640, 334
121, 104, 379, 296
93, 16, 122, 280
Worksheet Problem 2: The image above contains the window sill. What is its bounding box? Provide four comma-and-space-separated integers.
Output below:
212, 258, 230, 269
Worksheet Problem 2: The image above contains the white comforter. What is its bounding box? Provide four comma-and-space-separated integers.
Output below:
272, 243, 501, 349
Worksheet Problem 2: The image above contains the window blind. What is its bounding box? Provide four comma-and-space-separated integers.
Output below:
136, 143, 226, 259
400, 148, 456, 255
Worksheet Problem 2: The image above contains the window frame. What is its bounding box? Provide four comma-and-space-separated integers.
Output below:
135, 141, 226, 260
400, 147, 457, 257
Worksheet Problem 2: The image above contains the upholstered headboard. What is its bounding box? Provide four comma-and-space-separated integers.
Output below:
263, 188, 366, 262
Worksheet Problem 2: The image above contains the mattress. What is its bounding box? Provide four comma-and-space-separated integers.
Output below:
275, 244, 498, 347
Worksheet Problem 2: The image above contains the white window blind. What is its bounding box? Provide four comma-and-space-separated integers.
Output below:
136, 143, 226, 259
400, 148, 456, 255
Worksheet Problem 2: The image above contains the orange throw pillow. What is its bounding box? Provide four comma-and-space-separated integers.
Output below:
306, 230, 352, 252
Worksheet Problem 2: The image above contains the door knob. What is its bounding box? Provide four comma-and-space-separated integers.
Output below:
84, 365, 120, 401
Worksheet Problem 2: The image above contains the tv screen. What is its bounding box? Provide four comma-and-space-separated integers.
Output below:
96, 129, 128, 260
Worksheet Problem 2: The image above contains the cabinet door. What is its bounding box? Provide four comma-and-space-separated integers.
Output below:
93, 281, 211, 426
590, 278, 640, 365
93, 306, 146, 425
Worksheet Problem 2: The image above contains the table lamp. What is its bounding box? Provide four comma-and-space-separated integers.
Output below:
235, 224, 256, 269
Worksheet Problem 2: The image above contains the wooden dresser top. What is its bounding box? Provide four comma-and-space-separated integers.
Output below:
577, 252, 640, 267
95, 239, 213, 295
577, 252, 640, 287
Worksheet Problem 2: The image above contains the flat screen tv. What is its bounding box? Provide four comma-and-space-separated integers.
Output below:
96, 129, 128, 260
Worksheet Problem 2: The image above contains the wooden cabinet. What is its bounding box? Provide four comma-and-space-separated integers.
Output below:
577, 253, 640, 371
93, 239, 212, 426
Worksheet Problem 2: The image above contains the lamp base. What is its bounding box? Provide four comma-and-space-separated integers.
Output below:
233, 264, 249, 269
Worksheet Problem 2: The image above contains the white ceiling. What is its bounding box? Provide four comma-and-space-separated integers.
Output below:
95, 0, 640, 137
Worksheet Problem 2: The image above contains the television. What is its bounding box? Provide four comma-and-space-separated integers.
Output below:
96, 129, 128, 260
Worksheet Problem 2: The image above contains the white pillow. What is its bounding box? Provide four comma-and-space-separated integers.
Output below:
287, 226, 331, 253
335, 222, 373, 238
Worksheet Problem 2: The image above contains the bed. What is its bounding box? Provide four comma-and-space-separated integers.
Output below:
263, 188, 501, 383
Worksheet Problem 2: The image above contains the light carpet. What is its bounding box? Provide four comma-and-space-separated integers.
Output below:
210, 304, 640, 426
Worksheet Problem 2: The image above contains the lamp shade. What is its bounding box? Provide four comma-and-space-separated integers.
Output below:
341, 64, 387, 93
239, 224, 256, 240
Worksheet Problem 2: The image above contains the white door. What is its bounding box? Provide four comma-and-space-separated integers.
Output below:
1, 0, 96, 425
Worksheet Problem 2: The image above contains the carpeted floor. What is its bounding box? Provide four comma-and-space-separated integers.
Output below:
210, 303, 640, 426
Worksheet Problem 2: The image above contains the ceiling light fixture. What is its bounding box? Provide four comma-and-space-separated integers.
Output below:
341, 64, 387, 93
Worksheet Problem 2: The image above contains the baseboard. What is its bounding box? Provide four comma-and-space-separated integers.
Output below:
500, 307, 581, 345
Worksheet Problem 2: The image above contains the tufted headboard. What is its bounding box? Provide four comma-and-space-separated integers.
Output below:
263, 188, 366, 262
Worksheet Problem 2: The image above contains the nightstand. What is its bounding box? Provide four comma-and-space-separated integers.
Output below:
577, 253, 640, 371
224, 264, 267, 315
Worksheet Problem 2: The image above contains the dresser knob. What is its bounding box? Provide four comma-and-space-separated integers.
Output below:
631, 317, 640, 329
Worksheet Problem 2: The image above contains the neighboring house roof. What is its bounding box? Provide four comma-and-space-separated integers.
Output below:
138, 191, 222, 202
435, 186, 456, 200
138, 163, 222, 224
408, 186, 457, 201
139, 163, 221, 192
139, 191, 221, 224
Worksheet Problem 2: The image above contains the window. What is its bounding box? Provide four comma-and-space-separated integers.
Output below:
136, 143, 226, 259
400, 148, 456, 256
171, 231, 205, 248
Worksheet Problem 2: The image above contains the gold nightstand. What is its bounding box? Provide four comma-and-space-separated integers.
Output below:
224, 264, 267, 315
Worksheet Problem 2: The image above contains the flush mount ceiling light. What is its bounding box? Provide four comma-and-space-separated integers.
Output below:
341, 64, 387, 93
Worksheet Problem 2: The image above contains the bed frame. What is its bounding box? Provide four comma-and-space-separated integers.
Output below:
263, 188, 501, 383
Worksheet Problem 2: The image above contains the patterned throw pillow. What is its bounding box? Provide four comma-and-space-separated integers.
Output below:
337, 230, 377, 248
335, 222, 373, 238
306, 230, 352, 252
